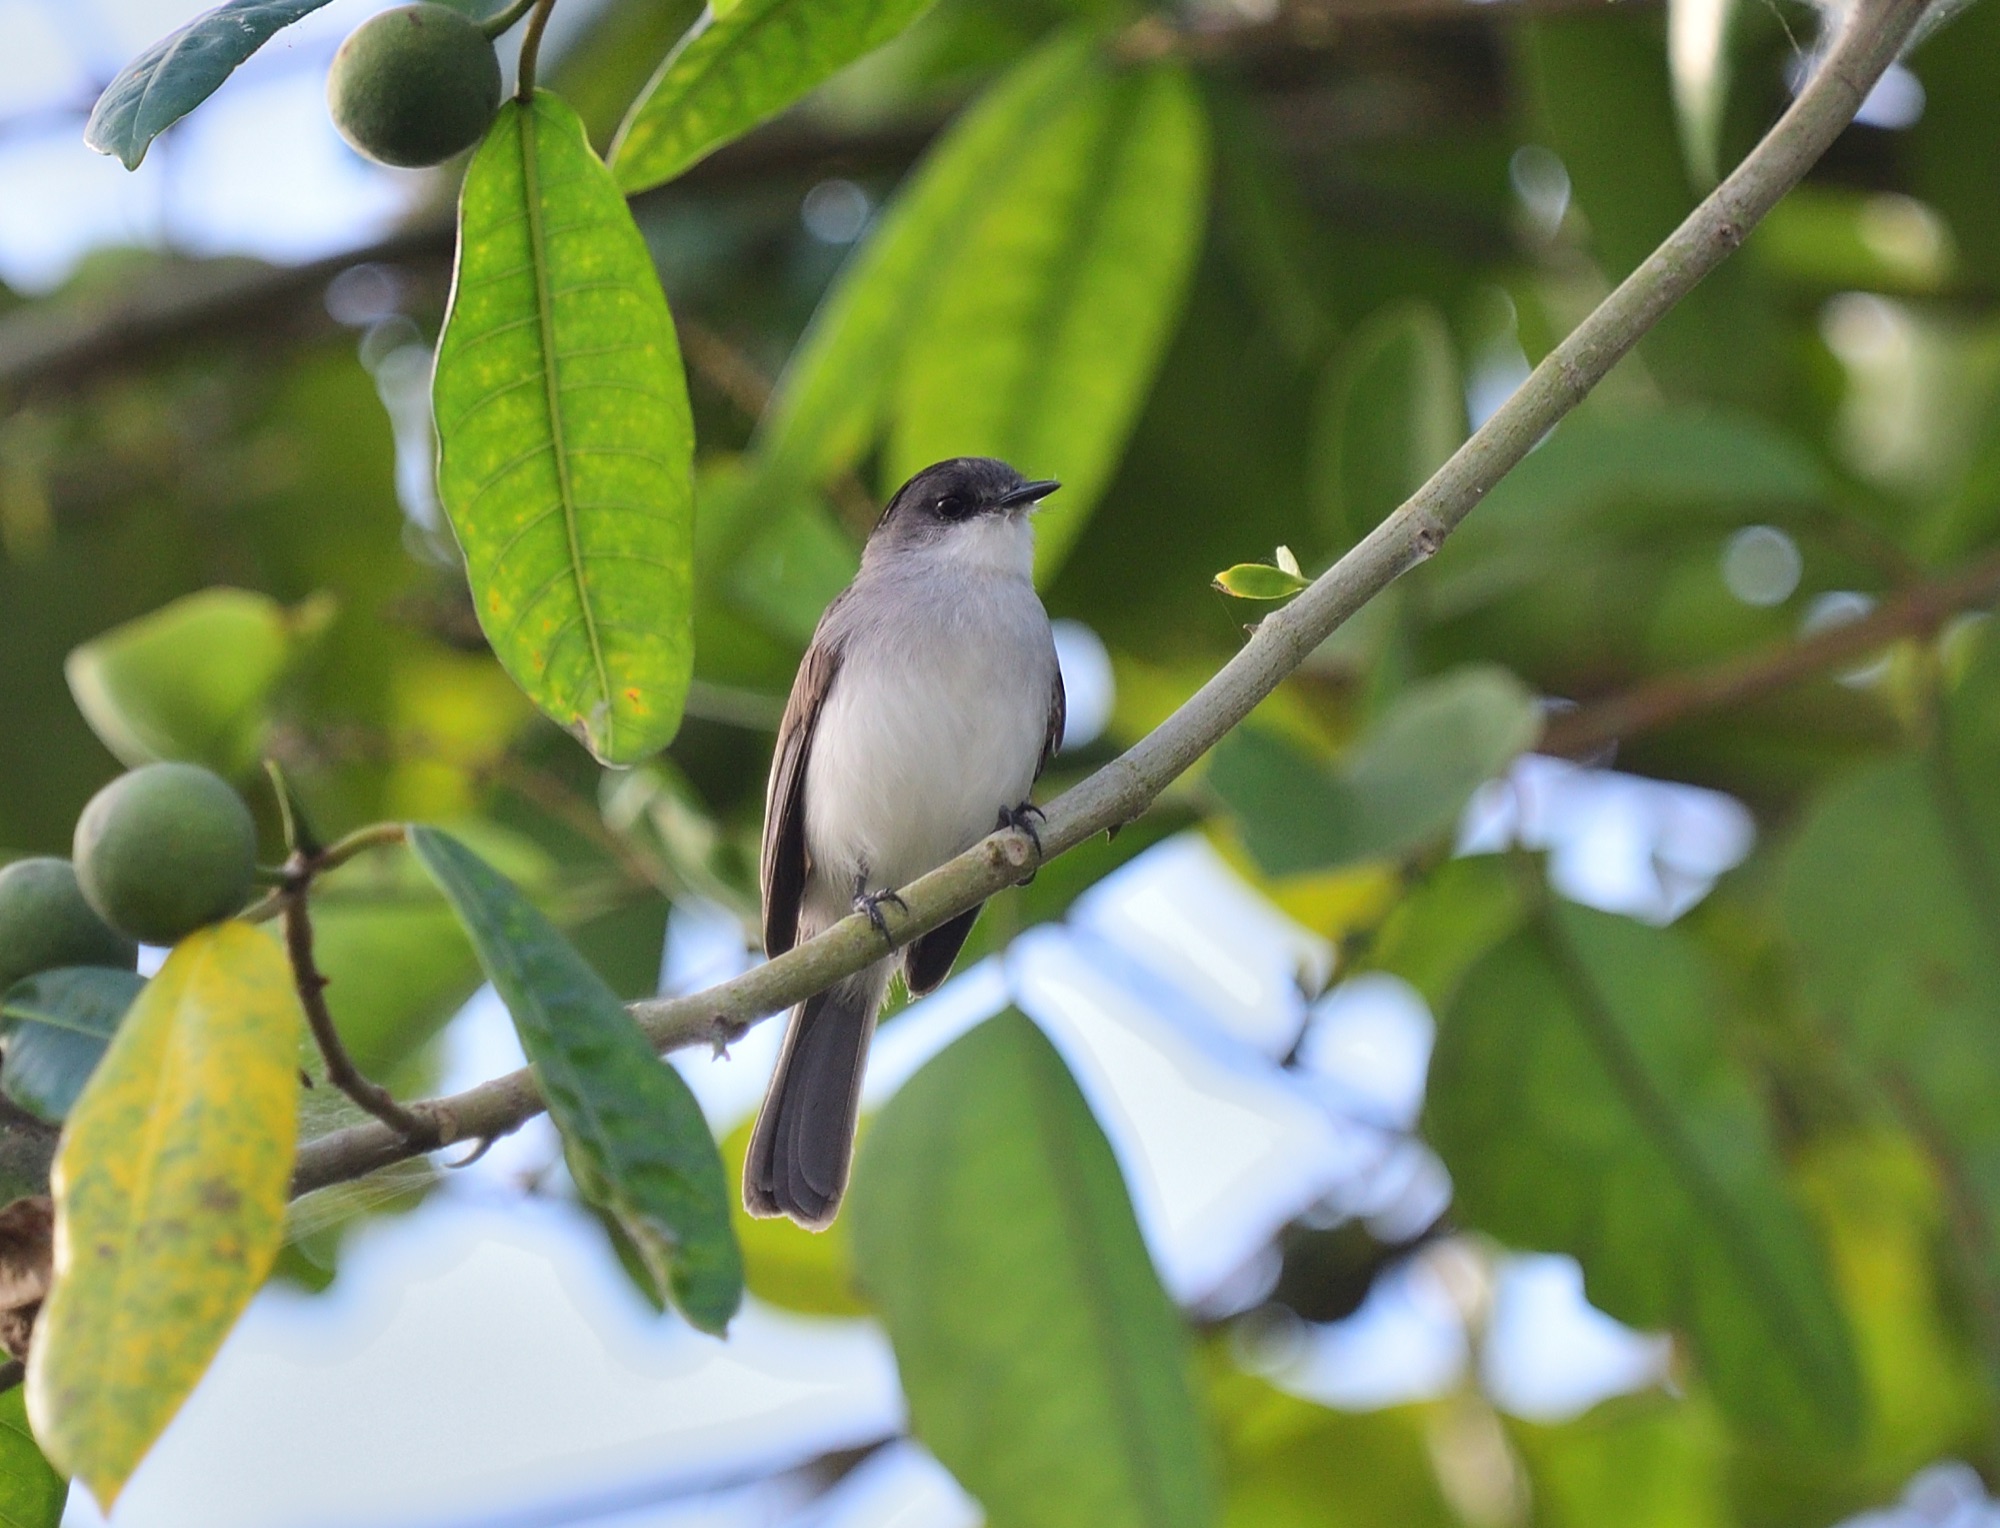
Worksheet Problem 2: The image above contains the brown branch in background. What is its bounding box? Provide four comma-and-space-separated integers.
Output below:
675, 315, 774, 418
1539, 550, 2000, 759
272, 825, 442, 1147
675, 315, 880, 535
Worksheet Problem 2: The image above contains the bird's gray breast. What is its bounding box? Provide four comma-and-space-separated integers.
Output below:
802, 562, 1055, 898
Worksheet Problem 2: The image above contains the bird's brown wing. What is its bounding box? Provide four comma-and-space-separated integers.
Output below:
903, 660, 1067, 997
761, 627, 844, 960
1039, 660, 1066, 781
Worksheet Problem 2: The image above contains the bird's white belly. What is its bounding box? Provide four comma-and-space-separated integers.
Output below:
803, 619, 1049, 898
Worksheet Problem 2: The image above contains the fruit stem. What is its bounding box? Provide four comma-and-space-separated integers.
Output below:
514, 0, 558, 102
479, 0, 540, 40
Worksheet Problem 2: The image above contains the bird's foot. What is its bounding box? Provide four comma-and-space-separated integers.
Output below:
997, 801, 1046, 882
851, 883, 909, 942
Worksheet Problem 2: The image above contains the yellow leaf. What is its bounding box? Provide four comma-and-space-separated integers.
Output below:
26, 922, 302, 1506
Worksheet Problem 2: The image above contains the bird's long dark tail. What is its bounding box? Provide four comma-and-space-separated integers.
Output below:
744, 959, 892, 1229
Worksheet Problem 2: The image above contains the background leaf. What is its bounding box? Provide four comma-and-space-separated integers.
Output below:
1425, 407, 1829, 620
1311, 300, 1463, 546
434, 91, 695, 767
1210, 665, 1539, 875
748, 34, 1100, 502
849, 1011, 1215, 1528
26, 923, 301, 1506
612, 0, 939, 193
64, 588, 330, 781
84, 0, 338, 169
1207, 1362, 1458, 1528
1426, 901, 1863, 1447
1782, 625, 2000, 1280
0, 1386, 65, 1528
888, 57, 1209, 579
408, 826, 741, 1333
0, 968, 144, 1125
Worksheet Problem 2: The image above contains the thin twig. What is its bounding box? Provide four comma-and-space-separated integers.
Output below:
289, 0, 1930, 1199
1540, 548, 2000, 759
281, 878, 441, 1146
242, 822, 409, 924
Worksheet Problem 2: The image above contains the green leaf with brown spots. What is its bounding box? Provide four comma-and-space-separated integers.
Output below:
25, 923, 302, 1507
434, 91, 696, 766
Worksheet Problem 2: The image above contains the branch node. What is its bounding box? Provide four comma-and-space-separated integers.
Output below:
709, 1017, 750, 1057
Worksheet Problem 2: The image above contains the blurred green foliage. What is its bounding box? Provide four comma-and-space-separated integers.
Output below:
9, 0, 2000, 1518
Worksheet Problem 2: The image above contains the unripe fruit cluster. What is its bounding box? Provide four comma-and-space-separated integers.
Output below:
0, 763, 258, 1004
327, 3, 502, 170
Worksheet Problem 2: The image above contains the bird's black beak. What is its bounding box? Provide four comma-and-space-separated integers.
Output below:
997, 479, 1061, 509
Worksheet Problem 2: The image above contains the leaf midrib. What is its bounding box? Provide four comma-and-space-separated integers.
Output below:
519, 97, 615, 754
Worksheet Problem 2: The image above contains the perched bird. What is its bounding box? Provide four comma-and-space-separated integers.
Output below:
746, 457, 1065, 1229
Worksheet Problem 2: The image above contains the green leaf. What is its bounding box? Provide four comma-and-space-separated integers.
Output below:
1427, 902, 1863, 1447
64, 588, 332, 781
888, 57, 1210, 579
1430, 407, 1828, 615
434, 91, 696, 767
84, 0, 337, 169
1208, 1363, 1458, 1528
1508, 1394, 1731, 1528
1520, 8, 1770, 403
612, 0, 940, 193
1367, 854, 1529, 1010
407, 826, 741, 1332
849, 1012, 1215, 1528
1781, 627, 2000, 1279
1311, 301, 1463, 545
0, 968, 144, 1126
0, 1386, 65, 1528
726, 497, 859, 647
1210, 666, 1539, 875
26, 923, 302, 1506
1212, 562, 1310, 601
749, 34, 1101, 501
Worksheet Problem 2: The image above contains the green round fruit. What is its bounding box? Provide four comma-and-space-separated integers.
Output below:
327, 4, 502, 170
0, 858, 137, 994
73, 764, 259, 946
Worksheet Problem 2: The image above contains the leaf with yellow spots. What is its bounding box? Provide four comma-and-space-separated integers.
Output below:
434, 91, 696, 766
26, 923, 302, 1507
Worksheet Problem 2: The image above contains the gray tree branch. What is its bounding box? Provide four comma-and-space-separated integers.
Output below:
291, 0, 1931, 1199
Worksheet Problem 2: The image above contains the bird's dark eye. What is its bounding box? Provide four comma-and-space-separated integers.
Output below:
934, 493, 972, 520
